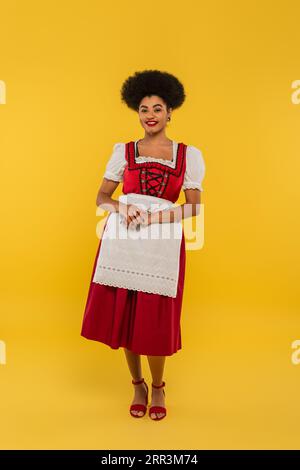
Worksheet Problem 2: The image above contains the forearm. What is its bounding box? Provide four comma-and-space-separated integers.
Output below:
96, 192, 121, 213
151, 203, 200, 224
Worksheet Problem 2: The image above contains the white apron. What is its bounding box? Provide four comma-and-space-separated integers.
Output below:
92, 193, 183, 298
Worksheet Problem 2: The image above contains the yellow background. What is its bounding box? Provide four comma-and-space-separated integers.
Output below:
1, 0, 300, 450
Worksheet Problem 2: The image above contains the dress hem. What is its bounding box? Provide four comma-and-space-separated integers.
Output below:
80, 332, 181, 357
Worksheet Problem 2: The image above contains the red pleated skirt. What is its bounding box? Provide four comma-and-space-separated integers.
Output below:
81, 219, 186, 356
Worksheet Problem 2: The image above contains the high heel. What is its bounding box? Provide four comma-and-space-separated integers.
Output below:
149, 381, 166, 421
129, 377, 149, 418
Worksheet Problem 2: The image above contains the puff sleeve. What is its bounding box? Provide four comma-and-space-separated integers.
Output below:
182, 145, 206, 191
103, 143, 127, 182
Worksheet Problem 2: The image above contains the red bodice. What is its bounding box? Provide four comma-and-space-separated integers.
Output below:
122, 141, 187, 203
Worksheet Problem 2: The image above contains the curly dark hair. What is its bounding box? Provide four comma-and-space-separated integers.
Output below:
120, 69, 186, 112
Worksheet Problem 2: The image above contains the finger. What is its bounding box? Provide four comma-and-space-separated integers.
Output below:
127, 215, 134, 227
133, 208, 143, 217
128, 220, 137, 230
140, 218, 148, 226
130, 207, 139, 216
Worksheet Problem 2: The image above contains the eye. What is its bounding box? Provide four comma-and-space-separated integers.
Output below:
141, 108, 161, 113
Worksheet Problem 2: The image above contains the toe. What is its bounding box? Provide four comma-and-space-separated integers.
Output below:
150, 412, 165, 419
131, 409, 144, 417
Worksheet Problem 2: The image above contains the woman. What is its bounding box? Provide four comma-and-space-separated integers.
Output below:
81, 69, 206, 421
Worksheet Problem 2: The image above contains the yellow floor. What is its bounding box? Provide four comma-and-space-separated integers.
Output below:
1, 0, 300, 452
1, 296, 299, 450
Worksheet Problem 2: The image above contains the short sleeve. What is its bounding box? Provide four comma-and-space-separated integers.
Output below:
182, 145, 206, 191
103, 143, 127, 182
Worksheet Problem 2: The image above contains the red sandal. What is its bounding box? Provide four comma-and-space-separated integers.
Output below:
149, 381, 167, 421
129, 378, 149, 418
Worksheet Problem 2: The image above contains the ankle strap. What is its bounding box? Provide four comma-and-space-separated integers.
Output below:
152, 380, 165, 389
132, 378, 144, 385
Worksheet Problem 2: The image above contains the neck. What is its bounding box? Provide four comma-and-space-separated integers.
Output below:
141, 130, 172, 145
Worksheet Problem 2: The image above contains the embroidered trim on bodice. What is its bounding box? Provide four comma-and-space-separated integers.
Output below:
126, 141, 186, 177
125, 140, 187, 199
134, 140, 178, 168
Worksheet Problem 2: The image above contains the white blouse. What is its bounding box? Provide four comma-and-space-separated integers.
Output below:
103, 141, 206, 191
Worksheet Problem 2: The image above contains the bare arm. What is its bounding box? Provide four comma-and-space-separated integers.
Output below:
96, 177, 121, 213
150, 188, 201, 224
96, 178, 147, 227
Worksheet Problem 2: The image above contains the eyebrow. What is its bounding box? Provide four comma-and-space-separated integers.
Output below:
139, 104, 163, 109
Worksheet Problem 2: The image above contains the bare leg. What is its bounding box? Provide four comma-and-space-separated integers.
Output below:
124, 348, 148, 417
147, 355, 166, 419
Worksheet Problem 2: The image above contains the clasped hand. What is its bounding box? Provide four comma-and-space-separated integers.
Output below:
119, 202, 152, 229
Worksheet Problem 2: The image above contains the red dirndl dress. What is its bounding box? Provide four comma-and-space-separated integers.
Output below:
81, 140, 187, 356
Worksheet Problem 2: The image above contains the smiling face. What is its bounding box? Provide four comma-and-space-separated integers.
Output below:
138, 95, 172, 135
